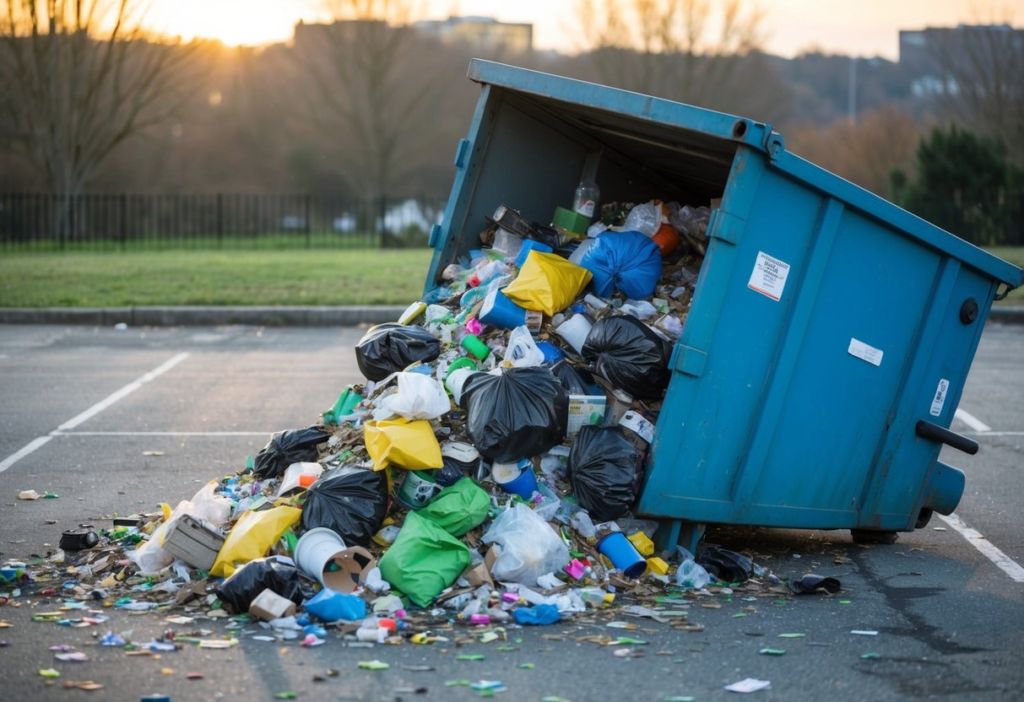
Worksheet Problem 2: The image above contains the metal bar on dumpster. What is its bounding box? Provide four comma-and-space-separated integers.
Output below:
915, 420, 979, 455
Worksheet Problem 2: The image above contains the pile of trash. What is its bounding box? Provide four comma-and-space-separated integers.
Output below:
3, 197, 809, 648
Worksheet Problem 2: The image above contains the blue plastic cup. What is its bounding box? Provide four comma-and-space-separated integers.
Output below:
479, 288, 527, 329
492, 459, 538, 498
597, 531, 647, 579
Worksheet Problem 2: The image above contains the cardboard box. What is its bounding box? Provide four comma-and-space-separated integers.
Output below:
249, 588, 296, 621
163, 514, 225, 571
567, 395, 607, 439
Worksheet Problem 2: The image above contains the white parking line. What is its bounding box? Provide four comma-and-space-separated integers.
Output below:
937, 512, 1024, 583
55, 431, 269, 437
954, 408, 992, 433
0, 353, 190, 475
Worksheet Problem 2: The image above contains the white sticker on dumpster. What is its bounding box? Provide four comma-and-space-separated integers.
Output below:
747, 251, 790, 301
848, 338, 883, 367
930, 379, 950, 416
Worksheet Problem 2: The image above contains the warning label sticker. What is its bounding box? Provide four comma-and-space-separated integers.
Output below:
848, 338, 884, 367
747, 251, 791, 301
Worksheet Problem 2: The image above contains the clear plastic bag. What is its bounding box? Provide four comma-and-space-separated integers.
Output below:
504, 326, 545, 368
482, 503, 570, 586
622, 200, 664, 237
374, 372, 451, 421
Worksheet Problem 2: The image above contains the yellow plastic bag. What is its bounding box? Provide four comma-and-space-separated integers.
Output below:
364, 418, 443, 471
502, 251, 592, 316
210, 505, 302, 577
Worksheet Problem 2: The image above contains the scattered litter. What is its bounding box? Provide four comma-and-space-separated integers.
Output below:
55, 652, 89, 662
724, 678, 771, 693
357, 660, 391, 670
851, 630, 879, 636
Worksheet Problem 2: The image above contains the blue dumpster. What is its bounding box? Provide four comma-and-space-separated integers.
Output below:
425, 60, 1024, 550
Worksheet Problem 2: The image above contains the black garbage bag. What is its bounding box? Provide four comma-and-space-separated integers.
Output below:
300, 466, 389, 548
355, 323, 441, 382
253, 426, 329, 480
567, 425, 643, 523
790, 573, 842, 595
581, 315, 671, 400
551, 360, 599, 396
462, 366, 569, 463
697, 545, 753, 583
215, 556, 310, 614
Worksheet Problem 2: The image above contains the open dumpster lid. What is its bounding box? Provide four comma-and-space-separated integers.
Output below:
467, 59, 1023, 290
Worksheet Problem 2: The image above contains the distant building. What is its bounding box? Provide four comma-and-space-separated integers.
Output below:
414, 16, 532, 53
899, 24, 1024, 95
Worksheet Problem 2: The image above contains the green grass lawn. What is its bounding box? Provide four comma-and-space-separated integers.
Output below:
0, 246, 1020, 308
0, 249, 434, 307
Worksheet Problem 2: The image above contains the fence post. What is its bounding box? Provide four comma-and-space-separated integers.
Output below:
305, 193, 311, 249
217, 193, 224, 248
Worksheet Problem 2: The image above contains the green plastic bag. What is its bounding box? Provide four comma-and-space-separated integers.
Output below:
417, 478, 490, 537
379, 511, 470, 608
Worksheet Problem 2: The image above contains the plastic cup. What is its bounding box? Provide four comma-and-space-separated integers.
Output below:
479, 288, 528, 329
492, 459, 539, 499
445, 367, 477, 405
293, 527, 347, 588
555, 314, 592, 355
460, 333, 491, 360
597, 531, 647, 579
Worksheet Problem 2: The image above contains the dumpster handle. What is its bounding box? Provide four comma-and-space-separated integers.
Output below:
916, 420, 979, 455
994, 283, 1014, 301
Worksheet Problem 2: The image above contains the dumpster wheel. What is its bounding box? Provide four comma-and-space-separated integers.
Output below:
914, 508, 934, 529
850, 529, 899, 545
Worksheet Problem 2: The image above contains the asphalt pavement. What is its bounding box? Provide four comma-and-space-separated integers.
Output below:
0, 322, 1022, 702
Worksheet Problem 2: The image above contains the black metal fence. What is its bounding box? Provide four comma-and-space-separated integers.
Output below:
0, 193, 448, 251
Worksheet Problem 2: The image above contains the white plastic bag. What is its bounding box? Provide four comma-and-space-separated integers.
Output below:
622, 200, 664, 237
374, 372, 451, 421
482, 503, 570, 586
504, 326, 545, 368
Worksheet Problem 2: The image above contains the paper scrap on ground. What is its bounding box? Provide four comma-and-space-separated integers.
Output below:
725, 678, 771, 693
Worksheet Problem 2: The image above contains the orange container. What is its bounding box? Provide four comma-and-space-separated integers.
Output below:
653, 223, 680, 257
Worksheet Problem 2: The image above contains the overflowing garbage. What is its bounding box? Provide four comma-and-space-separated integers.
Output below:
2, 197, 816, 661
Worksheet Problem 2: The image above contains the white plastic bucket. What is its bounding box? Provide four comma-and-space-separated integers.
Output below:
293, 527, 347, 589
555, 314, 593, 355
445, 367, 477, 405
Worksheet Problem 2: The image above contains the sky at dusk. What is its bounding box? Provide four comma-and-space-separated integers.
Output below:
146, 0, 1018, 59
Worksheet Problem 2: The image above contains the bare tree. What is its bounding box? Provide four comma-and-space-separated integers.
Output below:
575, 0, 785, 120
291, 0, 457, 217
0, 0, 203, 200
925, 24, 1024, 165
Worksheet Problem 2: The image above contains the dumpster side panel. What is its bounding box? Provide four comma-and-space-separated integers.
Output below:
642, 148, 826, 513
861, 262, 994, 523
640, 150, 1003, 532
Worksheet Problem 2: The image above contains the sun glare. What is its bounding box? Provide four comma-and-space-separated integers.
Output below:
148, 0, 310, 47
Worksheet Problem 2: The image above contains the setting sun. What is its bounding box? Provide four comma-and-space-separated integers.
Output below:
146, 0, 318, 46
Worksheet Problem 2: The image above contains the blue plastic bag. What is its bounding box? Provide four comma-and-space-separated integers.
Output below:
577, 231, 663, 299
512, 604, 561, 625
304, 587, 367, 622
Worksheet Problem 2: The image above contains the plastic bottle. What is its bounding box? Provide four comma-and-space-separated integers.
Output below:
573, 179, 600, 219
579, 587, 615, 607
